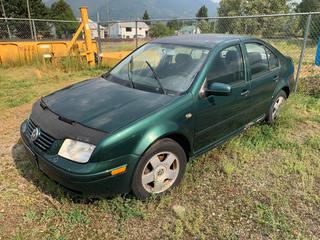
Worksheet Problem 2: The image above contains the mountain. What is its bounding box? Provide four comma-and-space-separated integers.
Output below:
43, 0, 219, 21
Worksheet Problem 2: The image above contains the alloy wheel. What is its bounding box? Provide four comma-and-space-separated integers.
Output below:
141, 151, 180, 194
272, 95, 285, 120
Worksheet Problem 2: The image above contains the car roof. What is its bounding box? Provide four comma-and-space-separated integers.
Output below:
152, 34, 253, 49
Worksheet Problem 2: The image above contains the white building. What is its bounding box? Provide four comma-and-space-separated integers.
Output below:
178, 26, 201, 35
109, 22, 149, 39
78, 18, 106, 39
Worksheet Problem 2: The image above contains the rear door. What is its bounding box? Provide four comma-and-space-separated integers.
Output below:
243, 42, 280, 118
194, 44, 252, 151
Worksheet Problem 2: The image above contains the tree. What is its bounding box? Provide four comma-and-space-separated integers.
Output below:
50, 0, 77, 38
142, 10, 150, 25
0, 0, 50, 39
167, 19, 183, 31
216, 0, 290, 36
1, 0, 49, 18
198, 20, 215, 33
149, 23, 174, 38
196, 5, 208, 20
296, 0, 320, 41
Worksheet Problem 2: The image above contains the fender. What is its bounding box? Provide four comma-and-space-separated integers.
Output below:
92, 94, 194, 162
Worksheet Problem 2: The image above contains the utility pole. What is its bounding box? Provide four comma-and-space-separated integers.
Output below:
0, 0, 11, 39
26, 0, 34, 40
105, 0, 110, 23
105, 0, 110, 39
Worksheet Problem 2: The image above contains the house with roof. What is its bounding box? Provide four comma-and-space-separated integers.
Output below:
178, 25, 201, 35
109, 22, 149, 39
78, 18, 106, 39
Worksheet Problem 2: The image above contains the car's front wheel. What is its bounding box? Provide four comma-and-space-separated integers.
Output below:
267, 90, 287, 124
131, 138, 187, 199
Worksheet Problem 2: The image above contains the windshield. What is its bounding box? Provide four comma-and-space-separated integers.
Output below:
105, 43, 210, 94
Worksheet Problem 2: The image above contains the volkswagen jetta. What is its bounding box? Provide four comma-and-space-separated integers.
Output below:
20, 34, 295, 199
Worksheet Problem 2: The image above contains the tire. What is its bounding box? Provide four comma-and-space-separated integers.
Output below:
131, 138, 187, 199
267, 90, 287, 124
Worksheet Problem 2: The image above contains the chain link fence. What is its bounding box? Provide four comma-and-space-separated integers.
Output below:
0, 18, 79, 40
0, 12, 319, 91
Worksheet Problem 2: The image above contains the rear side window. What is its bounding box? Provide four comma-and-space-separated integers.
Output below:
245, 43, 269, 77
207, 45, 245, 85
266, 48, 279, 69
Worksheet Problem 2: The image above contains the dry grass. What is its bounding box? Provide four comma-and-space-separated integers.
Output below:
0, 65, 319, 240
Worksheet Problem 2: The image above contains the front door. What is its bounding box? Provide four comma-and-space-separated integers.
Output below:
194, 44, 252, 152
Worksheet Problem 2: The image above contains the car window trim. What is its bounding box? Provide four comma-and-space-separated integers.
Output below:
206, 43, 246, 86
264, 45, 280, 70
244, 41, 275, 80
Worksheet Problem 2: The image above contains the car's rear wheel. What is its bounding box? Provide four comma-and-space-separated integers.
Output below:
131, 138, 187, 199
267, 90, 287, 124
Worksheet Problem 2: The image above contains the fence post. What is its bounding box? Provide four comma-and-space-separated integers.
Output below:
295, 13, 312, 92
96, 12, 102, 66
26, 0, 34, 40
135, 20, 138, 49
0, 0, 12, 39
32, 19, 37, 41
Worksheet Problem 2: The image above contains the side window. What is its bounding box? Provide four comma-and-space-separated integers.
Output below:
266, 48, 279, 69
245, 43, 269, 77
207, 45, 245, 85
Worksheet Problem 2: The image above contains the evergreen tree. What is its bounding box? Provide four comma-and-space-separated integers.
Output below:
50, 0, 77, 38
196, 5, 208, 20
142, 10, 150, 25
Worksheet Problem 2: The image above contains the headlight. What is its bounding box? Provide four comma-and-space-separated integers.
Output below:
58, 139, 95, 163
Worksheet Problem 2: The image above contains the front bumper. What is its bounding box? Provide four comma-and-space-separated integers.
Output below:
20, 120, 139, 196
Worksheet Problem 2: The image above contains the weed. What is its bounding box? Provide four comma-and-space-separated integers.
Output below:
65, 208, 90, 225
23, 210, 37, 222
108, 197, 145, 222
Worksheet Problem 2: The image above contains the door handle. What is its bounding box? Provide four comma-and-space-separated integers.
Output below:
241, 90, 249, 96
273, 75, 279, 82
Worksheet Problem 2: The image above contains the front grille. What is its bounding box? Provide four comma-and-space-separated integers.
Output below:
26, 119, 55, 151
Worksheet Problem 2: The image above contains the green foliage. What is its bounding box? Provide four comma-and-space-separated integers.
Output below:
142, 10, 150, 25
198, 20, 215, 33
1, 0, 49, 19
167, 19, 183, 31
296, 0, 320, 41
0, 0, 50, 39
196, 5, 208, 20
149, 23, 174, 38
50, 0, 77, 39
216, 0, 290, 37
65, 208, 89, 225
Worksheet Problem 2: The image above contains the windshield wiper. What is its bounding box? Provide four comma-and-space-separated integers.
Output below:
145, 61, 167, 95
127, 56, 135, 89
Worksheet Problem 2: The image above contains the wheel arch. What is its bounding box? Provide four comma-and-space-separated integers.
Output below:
282, 85, 290, 97
161, 133, 191, 159
134, 130, 192, 162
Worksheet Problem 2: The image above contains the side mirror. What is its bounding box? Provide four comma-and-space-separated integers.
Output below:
206, 82, 232, 96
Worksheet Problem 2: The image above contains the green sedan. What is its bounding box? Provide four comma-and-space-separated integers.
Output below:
20, 34, 295, 199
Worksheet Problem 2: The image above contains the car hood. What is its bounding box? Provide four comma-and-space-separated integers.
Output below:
43, 77, 176, 133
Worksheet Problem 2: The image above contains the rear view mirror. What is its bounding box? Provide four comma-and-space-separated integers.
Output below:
206, 82, 232, 96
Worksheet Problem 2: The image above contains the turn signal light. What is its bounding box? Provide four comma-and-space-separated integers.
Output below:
111, 165, 127, 176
